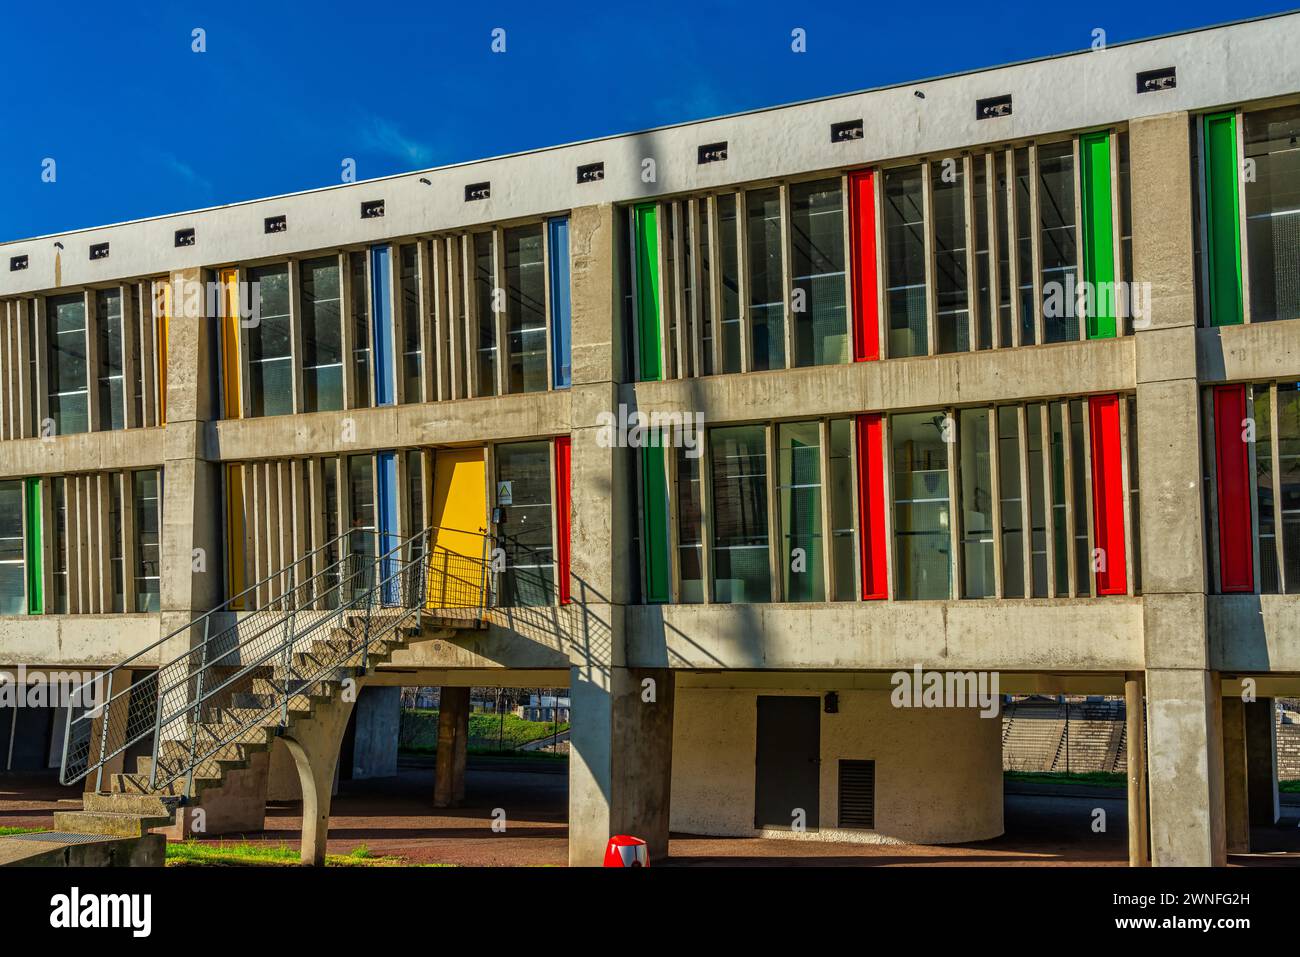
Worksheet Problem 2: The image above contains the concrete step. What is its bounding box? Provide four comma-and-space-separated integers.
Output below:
230, 691, 316, 713
83, 791, 179, 818
52, 809, 172, 838
251, 677, 332, 700
157, 739, 261, 764
111, 773, 196, 796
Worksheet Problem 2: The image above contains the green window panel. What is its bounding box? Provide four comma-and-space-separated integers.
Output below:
1080, 131, 1117, 339
640, 439, 670, 603
25, 478, 42, 615
633, 204, 663, 382
1203, 112, 1244, 327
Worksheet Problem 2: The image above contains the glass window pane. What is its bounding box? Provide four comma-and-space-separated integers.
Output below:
675, 445, 704, 603
349, 252, 372, 408
496, 441, 554, 606
1244, 105, 1300, 323
695, 200, 714, 376
710, 425, 770, 602
1277, 382, 1300, 593
885, 166, 928, 357
972, 158, 993, 350
474, 233, 498, 396
891, 411, 951, 599
1015, 148, 1036, 346
134, 469, 161, 613
791, 179, 847, 367
746, 188, 785, 371
400, 244, 423, 402
829, 419, 856, 601
778, 421, 823, 601
301, 256, 343, 413
1026, 403, 1049, 596
933, 160, 970, 354
248, 265, 293, 417
1049, 402, 1069, 596
997, 407, 1025, 598
718, 194, 742, 373
0, 481, 24, 615
1254, 385, 1279, 593
1038, 142, 1078, 344
48, 293, 89, 435
960, 408, 994, 598
96, 288, 125, 431
1069, 399, 1092, 594
505, 225, 548, 394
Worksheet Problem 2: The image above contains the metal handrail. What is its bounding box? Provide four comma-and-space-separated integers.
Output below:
59, 524, 497, 791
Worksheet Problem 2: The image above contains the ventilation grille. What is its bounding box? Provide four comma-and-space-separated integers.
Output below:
1136, 66, 1176, 94
577, 161, 605, 184
976, 94, 1012, 120
838, 759, 875, 829
361, 200, 385, 219
175, 228, 195, 247
698, 141, 728, 164
465, 181, 491, 202
831, 119, 864, 143
264, 214, 287, 234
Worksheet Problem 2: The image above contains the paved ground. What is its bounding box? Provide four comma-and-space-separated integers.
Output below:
2, 767, 1296, 866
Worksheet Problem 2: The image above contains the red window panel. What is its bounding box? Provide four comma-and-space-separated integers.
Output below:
856, 413, 887, 599
848, 170, 880, 362
555, 436, 572, 604
1088, 395, 1129, 596
1213, 385, 1254, 592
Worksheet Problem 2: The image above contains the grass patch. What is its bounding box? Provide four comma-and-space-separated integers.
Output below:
165, 840, 405, 867
1005, 770, 1127, 789
400, 709, 568, 753
1281, 780, 1300, 794
0, 826, 48, 837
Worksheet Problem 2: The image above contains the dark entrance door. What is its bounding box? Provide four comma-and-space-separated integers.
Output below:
754, 695, 820, 830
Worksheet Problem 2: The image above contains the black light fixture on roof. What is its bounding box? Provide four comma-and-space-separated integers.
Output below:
419, 177, 431, 185
914, 90, 925, 99
824, 692, 839, 714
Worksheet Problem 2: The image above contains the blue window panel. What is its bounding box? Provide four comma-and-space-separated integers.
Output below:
370, 246, 396, 406
547, 217, 572, 389
376, 450, 399, 603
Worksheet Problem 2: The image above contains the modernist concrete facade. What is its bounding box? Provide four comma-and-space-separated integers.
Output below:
2, 14, 1300, 866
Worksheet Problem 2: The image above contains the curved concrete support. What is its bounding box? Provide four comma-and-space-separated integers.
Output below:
279, 694, 357, 866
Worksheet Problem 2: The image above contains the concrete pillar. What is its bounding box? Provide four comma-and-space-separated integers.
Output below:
1221, 694, 1250, 853
1130, 113, 1225, 867
570, 665, 675, 866
279, 694, 355, 866
1245, 698, 1279, 826
433, 686, 469, 807
1124, 673, 1150, 866
349, 685, 400, 779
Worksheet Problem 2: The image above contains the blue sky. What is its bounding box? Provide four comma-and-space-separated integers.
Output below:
0, 1, 1290, 241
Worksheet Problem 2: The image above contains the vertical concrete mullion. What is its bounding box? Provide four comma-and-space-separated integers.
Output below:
963, 154, 979, 351
1202, 390, 1221, 594
948, 407, 962, 599
1073, 135, 1087, 342
765, 422, 780, 602
290, 459, 309, 598
308, 458, 327, 605
846, 413, 862, 600
706, 195, 723, 375
1006, 149, 1022, 348
279, 461, 295, 594
1029, 144, 1045, 346
418, 240, 435, 404
288, 260, 305, 414
340, 252, 357, 411
119, 285, 137, 430
251, 463, 266, 606
445, 236, 463, 400
922, 160, 938, 356
687, 199, 705, 376
96, 474, 112, 614
16, 301, 31, 438
873, 169, 889, 359
121, 472, 137, 614
1236, 108, 1252, 325
1270, 382, 1286, 593
464, 234, 480, 399
779, 182, 795, 369
1040, 403, 1057, 598
736, 190, 751, 374
40, 478, 54, 613
0, 303, 11, 440
665, 438, 681, 603
492, 227, 508, 397
385, 243, 403, 405
236, 268, 253, 420
70, 476, 84, 614
1244, 390, 1262, 597
989, 406, 1004, 599
986, 153, 1002, 350
1080, 398, 1097, 598
84, 290, 101, 433
1118, 394, 1137, 597
428, 236, 445, 401
818, 418, 834, 601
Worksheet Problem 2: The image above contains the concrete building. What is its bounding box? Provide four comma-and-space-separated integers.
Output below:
1, 13, 1298, 866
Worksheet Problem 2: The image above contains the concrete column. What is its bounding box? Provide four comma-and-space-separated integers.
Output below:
280, 695, 356, 866
433, 686, 469, 808
1130, 113, 1225, 867
1245, 698, 1279, 827
570, 665, 675, 866
1221, 694, 1250, 853
1124, 673, 1150, 866
349, 685, 400, 779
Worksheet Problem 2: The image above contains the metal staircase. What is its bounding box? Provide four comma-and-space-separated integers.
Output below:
54, 525, 492, 840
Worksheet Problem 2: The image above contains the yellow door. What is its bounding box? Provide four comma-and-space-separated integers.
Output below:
427, 448, 487, 607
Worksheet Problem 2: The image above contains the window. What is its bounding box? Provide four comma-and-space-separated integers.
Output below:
0, 481, 23, 614
96, 288, 125, 430
718, 195, 742, 373
505, 225, 547, 393
109, 475, 124, 613
133, 469, 160, 612
710, 425, 770, 602
746, 187, 785, 371
933, 160, 970, 354
675, 445, 704, 603
790, 179, 848, 366
473, 233, 498, 396
349, 252, 372, 408
997, 406, 1026, 598
884, 166, 928, 357
52, 477, 68, 613
399, 244, 422, 402
300, 256, 343, 413
247, 264, 292, 416
1026, 403, 1050, 596
1244, 105, 1300, 323
891, 411, 951, 599
496, 441, 554, 606
1038, 141, 1078, 343
547, 217, 573, 389
47, 293, 89, 435
959, 408, 994, 598
829, 419, 856, 601
777, 421, 824, 601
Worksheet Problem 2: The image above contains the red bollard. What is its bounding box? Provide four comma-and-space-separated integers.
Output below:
603, 835, 649, 867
